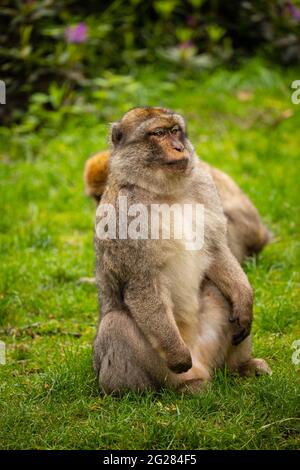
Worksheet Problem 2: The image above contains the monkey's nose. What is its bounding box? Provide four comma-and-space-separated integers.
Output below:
171, 140, 184, 152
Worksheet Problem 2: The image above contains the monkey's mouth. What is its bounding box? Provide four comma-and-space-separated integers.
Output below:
163, 158, 189, 171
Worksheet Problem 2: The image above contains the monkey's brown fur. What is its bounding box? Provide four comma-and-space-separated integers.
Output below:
89, 107, 271, 395
84, 150, 109, 202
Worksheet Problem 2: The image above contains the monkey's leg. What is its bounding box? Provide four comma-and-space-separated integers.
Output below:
226, 337, 272, 377
191, 281, 271, 380
171, 319, 213, 394
93, 310, 174, 395
182, 281, 232, 388
175, 357, 212, 394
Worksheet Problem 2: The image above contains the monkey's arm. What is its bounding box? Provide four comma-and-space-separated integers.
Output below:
124, 274, 192, 374
207, 245, 253, 345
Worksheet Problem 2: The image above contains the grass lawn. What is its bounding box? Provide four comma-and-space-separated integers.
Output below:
0, 61, 299, 450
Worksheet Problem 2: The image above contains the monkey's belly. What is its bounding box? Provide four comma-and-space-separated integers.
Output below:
162, 242, 210, 341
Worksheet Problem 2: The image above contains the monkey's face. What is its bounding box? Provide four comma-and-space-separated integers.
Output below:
145, 121, 191, 172
109, 107, 196, 193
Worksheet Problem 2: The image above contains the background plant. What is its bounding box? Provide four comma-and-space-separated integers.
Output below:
1, 0, 300, 125
0, 1, 299, 451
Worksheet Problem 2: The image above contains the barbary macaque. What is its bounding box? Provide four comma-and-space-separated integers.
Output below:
91, 107, 271, 395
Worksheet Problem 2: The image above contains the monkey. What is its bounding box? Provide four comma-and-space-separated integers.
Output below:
84, 150, 109, 203
92, 106, 271, 395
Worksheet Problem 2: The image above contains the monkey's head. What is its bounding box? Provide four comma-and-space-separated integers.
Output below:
109, 107, 196, 194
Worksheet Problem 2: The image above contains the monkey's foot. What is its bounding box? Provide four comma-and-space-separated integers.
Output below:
178, 378, 210, 394
237, 358, 272, 377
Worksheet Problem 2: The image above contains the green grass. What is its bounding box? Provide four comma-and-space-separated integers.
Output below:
0, 60, 299, 449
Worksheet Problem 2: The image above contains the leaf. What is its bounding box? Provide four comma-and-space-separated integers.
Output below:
154, 1, 177, 17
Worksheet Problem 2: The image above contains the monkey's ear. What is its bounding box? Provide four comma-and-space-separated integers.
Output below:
110, 122, 123, 146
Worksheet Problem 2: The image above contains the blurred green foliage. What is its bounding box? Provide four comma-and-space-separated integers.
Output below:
1, 0, 300, 124
0, 61, 299, 449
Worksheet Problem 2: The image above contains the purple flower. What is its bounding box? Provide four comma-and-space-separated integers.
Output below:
178, 40, 194, 50
287, 1, 300, 22
65, 23, 88, 44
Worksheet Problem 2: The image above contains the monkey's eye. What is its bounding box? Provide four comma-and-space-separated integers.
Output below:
151, 129, 166, 137
171, 126, 180, 134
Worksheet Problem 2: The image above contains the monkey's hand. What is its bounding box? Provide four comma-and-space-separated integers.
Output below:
165, 346, 193, 374
229, 287, 253, 345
